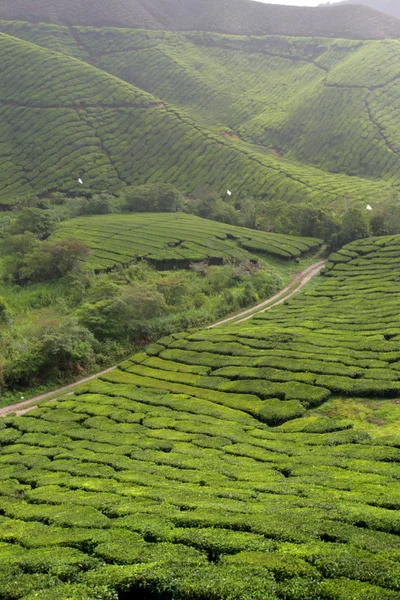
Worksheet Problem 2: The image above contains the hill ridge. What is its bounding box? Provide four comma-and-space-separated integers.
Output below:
0, 27, 395, 207
0, 0, 400, 39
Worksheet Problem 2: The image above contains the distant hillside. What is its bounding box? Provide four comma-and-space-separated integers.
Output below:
0, 26, 396, 207
0, 29, 392, 207
0, 0, 400, 39
323, 0, 400, 20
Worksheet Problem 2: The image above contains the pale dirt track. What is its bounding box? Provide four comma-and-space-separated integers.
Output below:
208, 260, 326, 327
0, 260, 326, 417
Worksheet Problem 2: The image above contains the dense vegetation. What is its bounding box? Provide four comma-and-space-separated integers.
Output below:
0, 25, 398, 210
0, 0, 399, 39
2, 206, 320, 398
0, 237, 399, 598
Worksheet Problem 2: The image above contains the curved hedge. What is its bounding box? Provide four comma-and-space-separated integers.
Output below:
52, 213, 322, 270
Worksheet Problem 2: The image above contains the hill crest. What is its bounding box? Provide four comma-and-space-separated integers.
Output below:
0, 0, 399, 39
323, 0, 400, 20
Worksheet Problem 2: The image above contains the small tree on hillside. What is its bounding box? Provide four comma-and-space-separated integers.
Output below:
9, 208, 57, 239
124, 184, 183, 213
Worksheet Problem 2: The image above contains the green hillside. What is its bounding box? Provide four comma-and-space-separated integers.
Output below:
0, 25, 397, 209
102, 234, 400, 427
81, 30, 400, 183
0, 0, 399, 39
53, 213, 322, 270
1, 237, 400, 599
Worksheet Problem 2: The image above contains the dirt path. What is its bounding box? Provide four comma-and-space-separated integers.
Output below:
0, 261, 326, 418
208, 260, 326, 328
0, 367, 116, 417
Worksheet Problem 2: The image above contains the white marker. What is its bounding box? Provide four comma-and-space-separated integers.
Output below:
78, 178, 83, 185
366, 205, 372, 211
227, 190, 232, 196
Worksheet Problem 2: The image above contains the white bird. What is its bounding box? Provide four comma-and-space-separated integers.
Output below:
78, 178, 83, 185
227, 190, 232, 196
366, 205, 373, 211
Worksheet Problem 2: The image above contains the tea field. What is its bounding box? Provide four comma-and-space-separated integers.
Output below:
1, 237, 400, 599
52, 213, 322, 270
0, 25, 396, 208
0, 0, 399, 39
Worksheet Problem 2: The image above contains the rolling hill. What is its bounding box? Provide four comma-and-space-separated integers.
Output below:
0, 0, 399, 39
324, 0, 400, 20
52, 213, 323, 271
0, 25, 397, 209
0, 237, 400, 599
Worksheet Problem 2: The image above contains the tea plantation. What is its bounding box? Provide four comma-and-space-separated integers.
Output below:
52, 213, 322, 270
1, 237, 400, 599
0, 0, 399, 39
0, 24, 397, 208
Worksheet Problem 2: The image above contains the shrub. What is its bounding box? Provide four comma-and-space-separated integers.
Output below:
123, 184, 184, 213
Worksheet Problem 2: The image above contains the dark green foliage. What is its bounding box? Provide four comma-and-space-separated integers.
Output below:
3, 317, 95, 388
85, 194, 116, 215
2, 238, 90, 284
8, 208, 57, 240
123, 183, 184, 213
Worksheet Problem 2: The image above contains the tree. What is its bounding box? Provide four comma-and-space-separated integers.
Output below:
240, 198, 259, 229
157, 274, 190, 305
77, 297, 129, 340
188, 187, 219, 219
78, 283, 167, 341
46, 240, 90, 277
369, 197, 400, 236
2, 316, 95, 389
121, 284, 167, 320
124, 184, 183, 213
0, 297, 9, 323
2, 238, 90, 284
85, 193, 115, 215
39, 317, 95, 372
8, 208, 57, 239
211, 199, 241, 225
338, 208, 370, 247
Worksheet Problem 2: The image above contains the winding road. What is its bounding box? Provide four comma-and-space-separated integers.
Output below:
0, 260, 326, 417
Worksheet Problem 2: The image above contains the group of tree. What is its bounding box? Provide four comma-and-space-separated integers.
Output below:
0, 208, 89, 284
0, 204, 281, 393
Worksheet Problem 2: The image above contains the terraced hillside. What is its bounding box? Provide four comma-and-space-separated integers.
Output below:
1, 237, 400, 599
53, 213, 323, 271
78, 30, 400, 183
0, 27, 396, 208
0, 0, 399, 39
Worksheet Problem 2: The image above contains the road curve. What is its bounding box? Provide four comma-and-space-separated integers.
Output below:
0, 260, 326, 417
208, 260, 326, 328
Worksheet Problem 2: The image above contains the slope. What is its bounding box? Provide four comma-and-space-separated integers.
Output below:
0, 0, 400, 39
0, 30, 392, 209
0, 238, 399, 599
325, 0, 400, 20
78, 29, 400, 183
52, 213, 322, 271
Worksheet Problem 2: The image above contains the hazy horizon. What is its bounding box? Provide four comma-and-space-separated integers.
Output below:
256, 0, 328, 5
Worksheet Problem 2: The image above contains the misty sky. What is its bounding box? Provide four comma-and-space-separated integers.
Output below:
257, 0, 326, 5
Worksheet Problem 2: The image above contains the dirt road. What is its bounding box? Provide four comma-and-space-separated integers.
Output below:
208, 260, 326, 327
0, 260, 326, 417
